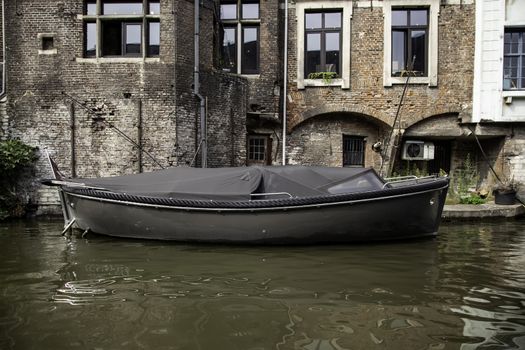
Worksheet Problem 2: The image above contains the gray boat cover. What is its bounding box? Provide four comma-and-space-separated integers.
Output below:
76, 166, 385, 201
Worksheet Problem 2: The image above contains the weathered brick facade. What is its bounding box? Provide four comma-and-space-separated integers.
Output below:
1, 0, 249, 213
286, 1, 475, 171
1, 0, 524, 215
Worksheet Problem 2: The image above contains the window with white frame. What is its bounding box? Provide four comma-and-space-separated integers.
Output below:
83, 0, 160, 58
503, 29, 525, 90
383, 0, 439, 86
304, 11, 342, 77
295, 1, 352, 89
220, 0, 260, 75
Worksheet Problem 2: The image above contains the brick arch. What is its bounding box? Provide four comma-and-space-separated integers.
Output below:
404, 109, 462, 129
289, 105, 392, 132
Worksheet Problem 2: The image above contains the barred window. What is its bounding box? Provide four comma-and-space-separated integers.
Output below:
343, 135, 365, 167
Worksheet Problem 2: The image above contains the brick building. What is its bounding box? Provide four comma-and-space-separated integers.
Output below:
0, 0, 523, 214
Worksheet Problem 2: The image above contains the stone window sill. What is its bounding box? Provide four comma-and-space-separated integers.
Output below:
76, 57, 160, 64
502, 90, 525, 97
386, 76, 436, 86
299, 78, 348, 89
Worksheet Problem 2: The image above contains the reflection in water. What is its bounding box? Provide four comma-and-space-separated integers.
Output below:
0, 219, 524, 349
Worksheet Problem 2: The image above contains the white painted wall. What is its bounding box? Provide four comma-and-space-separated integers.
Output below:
472, 0, 525, 122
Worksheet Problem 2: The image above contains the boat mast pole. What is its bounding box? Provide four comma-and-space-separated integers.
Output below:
281, 0, 288, 165
194, 0, 207, 168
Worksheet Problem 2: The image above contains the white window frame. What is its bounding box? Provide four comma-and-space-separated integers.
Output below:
296, 1, 352, 89
383, 0, 439, 87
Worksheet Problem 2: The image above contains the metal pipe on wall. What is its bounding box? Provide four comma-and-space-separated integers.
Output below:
68, 103, 76, 178
281, 0, 288, 165
194, 0, 207, 168
137, 99, 143, 173
1, 0, 6, 98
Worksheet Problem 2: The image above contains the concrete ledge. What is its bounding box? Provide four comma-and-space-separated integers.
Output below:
442, 203, 525, 220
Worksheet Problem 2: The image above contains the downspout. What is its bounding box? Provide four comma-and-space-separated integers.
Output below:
281, 0, 288, 165
1, 0, 6, 99
194, 0, 207, 168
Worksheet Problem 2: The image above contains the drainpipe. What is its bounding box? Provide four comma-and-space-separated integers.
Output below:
0, 0, 6, 99
281, 0, 288, 165
194, 0, 207, 168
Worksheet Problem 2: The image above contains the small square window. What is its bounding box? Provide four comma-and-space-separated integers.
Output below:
42, 36, 54, 51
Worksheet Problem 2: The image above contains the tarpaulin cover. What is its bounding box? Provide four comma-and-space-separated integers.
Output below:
75, 166, 385, 201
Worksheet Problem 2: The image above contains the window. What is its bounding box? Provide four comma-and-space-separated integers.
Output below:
82, 0, 160, 58
305, 11, 342, 77
383, 0, 439, 87
504, 29, 525, 90
343, 136, 365, 167
247, 135, 271, 165
220, 0, 260, 74
391, 8, 428, 77
295, 1, 352, 89
38, 33, 57, 55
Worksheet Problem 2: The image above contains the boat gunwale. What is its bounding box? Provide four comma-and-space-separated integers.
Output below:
62, 178, 449, 212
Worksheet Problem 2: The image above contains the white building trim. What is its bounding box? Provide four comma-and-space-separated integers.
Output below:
295, 1, 353, 89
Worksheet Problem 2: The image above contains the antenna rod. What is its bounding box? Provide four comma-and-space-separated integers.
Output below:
379, 56, 416, 177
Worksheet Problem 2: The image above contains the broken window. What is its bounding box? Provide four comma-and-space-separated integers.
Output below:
219, 0, 260, 74
83, 0, 160, 58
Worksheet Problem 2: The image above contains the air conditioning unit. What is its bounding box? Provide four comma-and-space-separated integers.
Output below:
401, 141, 435, 160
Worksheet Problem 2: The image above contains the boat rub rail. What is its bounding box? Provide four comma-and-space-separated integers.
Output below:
64, 178, 449, 209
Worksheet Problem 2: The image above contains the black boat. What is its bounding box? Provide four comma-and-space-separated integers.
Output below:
44, 164, 449, 243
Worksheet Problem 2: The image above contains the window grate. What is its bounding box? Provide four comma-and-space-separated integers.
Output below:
343, 136, 365, 167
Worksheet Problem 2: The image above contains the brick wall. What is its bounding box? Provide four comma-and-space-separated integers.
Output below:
285, 2, 475, 168
4, 0, 248, 214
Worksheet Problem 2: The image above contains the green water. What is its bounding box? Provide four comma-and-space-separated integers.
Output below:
0, 219, 524, 350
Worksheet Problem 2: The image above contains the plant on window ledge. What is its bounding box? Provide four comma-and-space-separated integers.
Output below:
307, 72, 338, 84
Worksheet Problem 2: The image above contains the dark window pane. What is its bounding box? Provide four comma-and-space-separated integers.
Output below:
42, 37, 54, 51
306, 33, 321, 75
125, 23, 142, 55
242, 27, 258, 74
325, 12, 341, 29
509, 32, 519, 54
103, 1, 143, 15
504, 33, 511, 55
392, 10, 407, 26
411, 30, 426, 75
85, 22, 97, 57
148, 21, 160, 56
392, 30, 405, 75
149, 1, 160, 14
410, 10, 427, 26
221, 27, 236, 72
325, 32, 340, 74
305, 13, 322, 29
86, 1, 96, 15
242, 3, 259, 19
102, 21, 122, 56
220, 4, 237, 19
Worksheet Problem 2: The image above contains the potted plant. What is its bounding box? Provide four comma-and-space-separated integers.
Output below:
492, 178, 521, 205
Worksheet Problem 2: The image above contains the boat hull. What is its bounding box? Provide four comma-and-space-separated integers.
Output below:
61, 183, 448, 243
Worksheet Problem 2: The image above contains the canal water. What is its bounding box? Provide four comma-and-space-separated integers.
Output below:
0, 220, 524, 350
